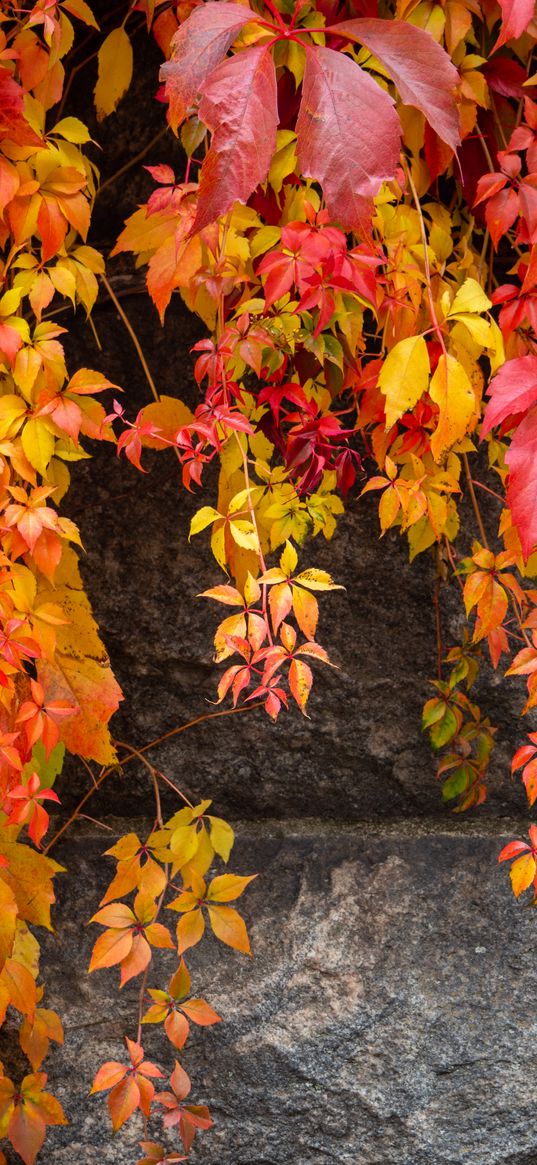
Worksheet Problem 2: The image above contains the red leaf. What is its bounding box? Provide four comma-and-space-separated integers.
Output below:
485, 186, 520, 248
332, 18, 460, 151
498, 839, 531, 861
504, 405, 537, 558
192, 46, 278, 233
481, 355, 537, 435
159, 2, 255, 130
494, 0, 535, 50
295, 45, 401, 231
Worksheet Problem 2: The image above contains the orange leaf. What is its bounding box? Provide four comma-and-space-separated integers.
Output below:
164, 1009, 190, 1050
206, 904, 251, 955
510, 852, 536, 896
119, 933, 152, 986
108, 1076, 140, 1133
0, 959, 37, 1020
176, 908, 205, 955
88, 927, 133, 973
90, 1061, 127, 1094
289, 658, 313, 713
180, 998, 221, 1026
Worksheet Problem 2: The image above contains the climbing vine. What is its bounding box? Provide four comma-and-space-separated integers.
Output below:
1, 0, 537, 1160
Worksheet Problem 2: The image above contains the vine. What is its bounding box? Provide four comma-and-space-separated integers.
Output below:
1, 0, 537, 1161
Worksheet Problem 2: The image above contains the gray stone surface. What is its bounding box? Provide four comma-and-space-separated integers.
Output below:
58, 286, 531, 823
50, 0, 532, 825
2, 822, 536, 1165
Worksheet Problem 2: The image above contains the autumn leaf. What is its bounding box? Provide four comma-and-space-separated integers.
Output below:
36, 546, 123, 764
504, 408, 537, 560
19, 1007, 64, 1071
333, 19, 461, 152
493, 0, 536, 50
429, 354, 476, 462
192, 46, 278, 234
91, 1038, 163, 1133
206, 904, 252, 954
160, 2, 256, 131
0, 1072, 66, 1165
94, 27, 133, 121
481, 355, 537, 436
295, 45, 401, 231
378, 335, 430, 429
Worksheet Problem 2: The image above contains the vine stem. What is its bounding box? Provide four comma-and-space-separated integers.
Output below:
462, 452, 490, 549
100, 273, 160, 403
434, 578, 443, 680
114, 739, 193, 808
98, 126, 168, 195
404, 162, 447, 360
43, 705, 257, 855
443, 536, 464, 593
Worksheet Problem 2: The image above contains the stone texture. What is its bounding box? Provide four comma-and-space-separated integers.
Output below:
2, 823, 535, 1165
56, 283, 531, 824
47, 0, 531, 825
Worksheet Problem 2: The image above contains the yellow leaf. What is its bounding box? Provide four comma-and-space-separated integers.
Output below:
268, 130, 297, 194
189, 506, 220, 537
208, 816, 234, 862
36, 546, 123, 765
379, 335, 430, 429
94, 27, 133, 121
52, 117, 91, 144
510, 852, 536, 897
448, 277, 491, 316
140, 395, 193, 447
21, 418, 55, 477
451, 313, 491, 347
429, 354, 476, 463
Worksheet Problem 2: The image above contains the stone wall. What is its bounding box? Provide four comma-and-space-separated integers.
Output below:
3, 23, 537, 1164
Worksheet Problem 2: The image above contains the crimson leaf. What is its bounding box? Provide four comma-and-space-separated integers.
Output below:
481, 354, 537, 435
494, 0, 535, 51
192, 45, 278, 234
295, 45, 401, 230
160, 2, 256, 131
505, 406, 537, 558
331, 18, 460, 152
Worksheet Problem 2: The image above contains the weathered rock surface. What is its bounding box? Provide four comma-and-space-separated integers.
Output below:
2, 823, 535, 1165
57, 285, 530, 824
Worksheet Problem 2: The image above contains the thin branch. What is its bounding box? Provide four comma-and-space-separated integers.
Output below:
44, 705, 258, 854
100, 273, 160, 402
98, 127, 168, 196
462, 452, 490, 549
